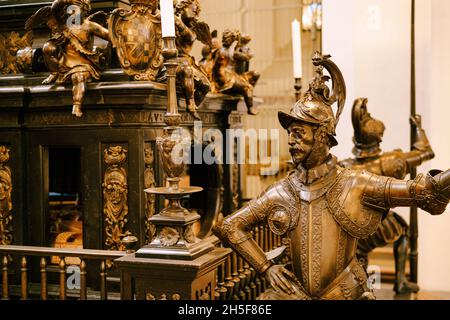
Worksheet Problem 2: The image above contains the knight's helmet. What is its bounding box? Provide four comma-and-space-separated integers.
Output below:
351, 98, 386, 159
278, 52, 346, 147
51, 0, 92, 25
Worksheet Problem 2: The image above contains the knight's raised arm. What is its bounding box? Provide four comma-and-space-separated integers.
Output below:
403, 115, 435, 170
363, 169, 450, 215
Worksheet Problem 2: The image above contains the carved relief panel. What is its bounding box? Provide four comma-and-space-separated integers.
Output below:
0, 146, 12, 245
103, 146, 131, 251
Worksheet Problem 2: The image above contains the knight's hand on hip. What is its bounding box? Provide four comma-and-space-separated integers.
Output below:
265, 265, 297, 295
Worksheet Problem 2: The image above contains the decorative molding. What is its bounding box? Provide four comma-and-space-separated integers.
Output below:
103, 146, 130, 251
0, 146, 12, 245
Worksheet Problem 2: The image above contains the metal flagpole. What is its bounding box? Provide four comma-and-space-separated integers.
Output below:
409, 0, 419, 284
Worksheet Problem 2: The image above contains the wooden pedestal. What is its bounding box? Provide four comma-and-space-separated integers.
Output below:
116, 246, 231, 300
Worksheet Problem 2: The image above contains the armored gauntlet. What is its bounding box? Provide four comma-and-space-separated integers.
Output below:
409, 169, 450, 215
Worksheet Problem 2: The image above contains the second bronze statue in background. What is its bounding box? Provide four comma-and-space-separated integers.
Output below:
340, 98, 435, 294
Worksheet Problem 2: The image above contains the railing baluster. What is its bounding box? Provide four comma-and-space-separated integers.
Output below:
231, 252, 240, 300
254, 227, 262, 298
100, 260, 107, 300
262, 226, 268, 293
223, 255, 234, 300
237, 256, 246, 300
80, 260, 87, 300
243, 261, 252, 300
40, 257, 47, 300
215, 262, 227, 300
59, 258, 66, 300
268, 230, 273, 251
2, 256, 9, 300
20, 256, 28, 300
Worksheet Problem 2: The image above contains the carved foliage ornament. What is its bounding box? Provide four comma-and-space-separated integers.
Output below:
0, 31, 33, 74
108, 0, 164, 81
103, 146, 130, 250
0, 146, 12, 245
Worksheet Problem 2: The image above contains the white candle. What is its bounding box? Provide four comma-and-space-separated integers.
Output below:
292, 19, 302, 79
160, 0, 176, 38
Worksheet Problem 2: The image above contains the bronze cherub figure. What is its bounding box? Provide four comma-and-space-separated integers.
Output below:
209, 29, 260, 115
174, 0, 212, 120
213, 52, 450, 300
26, 0, 110, 117
339, 98, 435, 294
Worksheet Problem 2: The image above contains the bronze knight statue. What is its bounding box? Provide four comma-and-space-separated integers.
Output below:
339, 98, 435, 294
213, 52, 450, 300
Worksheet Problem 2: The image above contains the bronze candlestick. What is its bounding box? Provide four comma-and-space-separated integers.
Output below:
294, 77, 302, 101
135, 36, 213, 260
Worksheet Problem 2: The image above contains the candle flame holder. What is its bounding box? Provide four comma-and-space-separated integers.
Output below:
135, 35, 214, 260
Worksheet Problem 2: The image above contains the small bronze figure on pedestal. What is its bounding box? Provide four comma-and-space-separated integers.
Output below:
213, 52, 450, 300
339, 98, 435, 294
206, 29, 260, 115
174, 0, 211, 120
26, 0, 110, 117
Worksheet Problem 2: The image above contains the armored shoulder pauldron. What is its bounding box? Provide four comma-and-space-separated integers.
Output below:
326, 170, 387, 239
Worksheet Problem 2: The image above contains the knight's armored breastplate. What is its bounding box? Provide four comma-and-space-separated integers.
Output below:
278, 170, 357, 297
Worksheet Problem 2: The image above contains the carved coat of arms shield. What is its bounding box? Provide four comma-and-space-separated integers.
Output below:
109, 5, 164, 81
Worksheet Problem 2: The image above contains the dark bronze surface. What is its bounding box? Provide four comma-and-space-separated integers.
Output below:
0, 73, 244, 252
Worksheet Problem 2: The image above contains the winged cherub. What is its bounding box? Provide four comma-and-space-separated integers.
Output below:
26, 0, 110, 117
174, 0, 212, 120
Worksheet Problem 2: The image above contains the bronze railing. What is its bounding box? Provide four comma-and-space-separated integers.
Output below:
0, 246, 126, 300
0, 226, 281, 300
214, 225, 283, 300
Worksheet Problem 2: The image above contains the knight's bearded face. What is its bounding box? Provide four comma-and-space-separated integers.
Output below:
288, 122, 315, 166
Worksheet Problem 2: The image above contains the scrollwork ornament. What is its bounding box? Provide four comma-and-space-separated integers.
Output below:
103, 146, 130, 250
184, 225, 196, 244
0, 146, 12, 245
